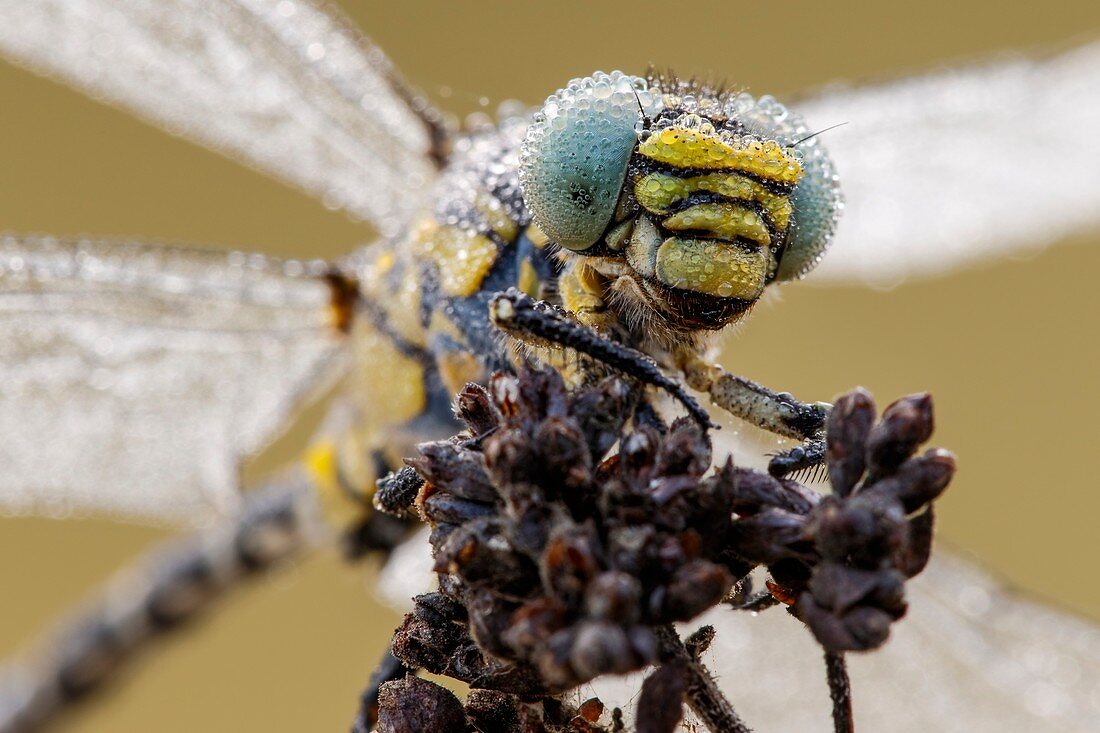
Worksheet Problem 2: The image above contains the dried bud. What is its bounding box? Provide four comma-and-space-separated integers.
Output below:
376, 675, 466, 733
636, 664, 686, 733
454, 382, 498, 436
825, 388, 876, 496
865, 393, 934, 482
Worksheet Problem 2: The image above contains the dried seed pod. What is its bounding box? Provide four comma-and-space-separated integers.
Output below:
376, 675, 467, 733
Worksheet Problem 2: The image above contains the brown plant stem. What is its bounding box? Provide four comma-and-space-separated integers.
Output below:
824, 650, 854, 733
654, 625, 752, 733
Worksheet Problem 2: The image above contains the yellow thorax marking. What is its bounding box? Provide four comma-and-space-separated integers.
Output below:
387, 269, 428, 347
437, 349, 486, 395
518, 258, 541, 297
637, 126, 803, 185
415, 220, 499, 297
634, 171, 792, 231
473, 190, 520, 241
526, 224, 551, 249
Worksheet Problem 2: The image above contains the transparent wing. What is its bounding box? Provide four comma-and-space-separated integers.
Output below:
0, 0, 440, 235
583, 551, 1100, 731
0, 234, 348, 525
801, 39, 1100, 286
703, 551, 1100, 731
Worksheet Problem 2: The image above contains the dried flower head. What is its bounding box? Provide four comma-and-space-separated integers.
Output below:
375, 369, 955, 731
727, 389, 956, 651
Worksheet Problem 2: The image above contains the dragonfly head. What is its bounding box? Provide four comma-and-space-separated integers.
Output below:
519, 71, 842, 335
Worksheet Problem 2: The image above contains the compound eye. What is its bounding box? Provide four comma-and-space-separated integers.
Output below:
519, 72, 660, 252
776, 143, 843, 281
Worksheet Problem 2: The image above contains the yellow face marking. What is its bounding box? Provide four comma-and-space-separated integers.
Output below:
415, 220, 499, 297
655, 237, 768, 300
662, 203, 770, 246
634, 171, 792, 231
605, 219, 634, 251
638, 126, 803, 185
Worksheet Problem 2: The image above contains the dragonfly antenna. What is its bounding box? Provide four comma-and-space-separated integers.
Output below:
631, 85, 652, 129
792, 121, 848, 147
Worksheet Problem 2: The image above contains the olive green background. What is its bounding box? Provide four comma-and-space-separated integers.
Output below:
1, 1, 1099, 731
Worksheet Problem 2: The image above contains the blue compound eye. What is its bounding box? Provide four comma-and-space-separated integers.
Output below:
519, 72, 661, 252
776, 139, 843, 281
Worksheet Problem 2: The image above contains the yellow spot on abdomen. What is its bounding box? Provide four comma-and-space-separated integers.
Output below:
304, 441, 339, 494
303, 440, 363, 525
415, 221, 499, 297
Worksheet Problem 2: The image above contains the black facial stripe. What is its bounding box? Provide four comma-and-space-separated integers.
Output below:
646, 276, 756, 330
629, 156, 798, 195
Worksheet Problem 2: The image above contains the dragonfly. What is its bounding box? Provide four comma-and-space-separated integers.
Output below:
0, 1, 1099, 731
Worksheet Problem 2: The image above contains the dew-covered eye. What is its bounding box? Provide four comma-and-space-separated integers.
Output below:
519, 72, 661, 252
775, 144, 843, 281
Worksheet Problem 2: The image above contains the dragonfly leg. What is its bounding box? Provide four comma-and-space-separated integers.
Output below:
350, 650, 411, 733
768, 438, 828, 481
676, 351, 831, 477
490, 289, 718, 430
0, 475, 321, 733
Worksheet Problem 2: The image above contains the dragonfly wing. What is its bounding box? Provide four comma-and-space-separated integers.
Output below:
581, 551, 1100, 731
800, 39, 1100, 286
710, 551, 1100, 731
0, 0, 441, 235
0, 235, 348, 525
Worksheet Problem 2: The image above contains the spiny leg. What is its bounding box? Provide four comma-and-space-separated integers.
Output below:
0, 476, 320, 733
676, 351, 831, 478
490, 288, 718, 430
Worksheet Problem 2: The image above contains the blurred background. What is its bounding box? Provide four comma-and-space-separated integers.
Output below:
1, 1, 1098, 730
